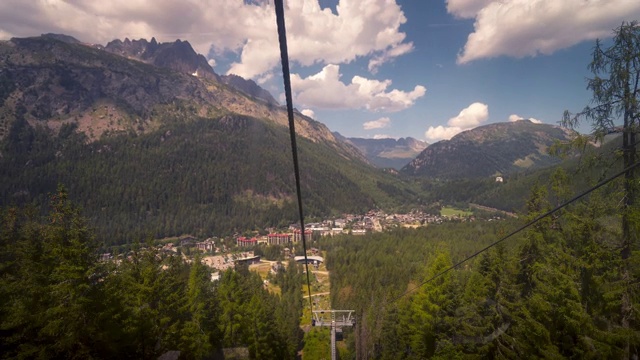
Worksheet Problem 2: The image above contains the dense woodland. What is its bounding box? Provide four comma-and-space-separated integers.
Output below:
0, 113, 421, 246
324, 168, 640, 358
0, 187, 304, 359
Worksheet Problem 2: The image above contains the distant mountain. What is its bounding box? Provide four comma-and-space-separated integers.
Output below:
0, 34, 421, 244
402, 120, 576, 179
336, 133, 428, 169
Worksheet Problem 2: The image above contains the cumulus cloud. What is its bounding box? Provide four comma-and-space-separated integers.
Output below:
291, 64, 426, 112
301, 109, 315, 119
373, 134, 394, 139
508, 114, 542, 124
425, 102, 489, 141
363, 117, 391, 130
256, 72, 274, 85
450, 0, 640, 64
0, 0, 414, 79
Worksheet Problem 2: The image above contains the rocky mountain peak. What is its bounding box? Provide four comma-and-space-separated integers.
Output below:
103, 37, 219, 81
102, 37, 278, 105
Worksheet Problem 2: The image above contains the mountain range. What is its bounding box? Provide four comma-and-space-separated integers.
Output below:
334, 133, 428, 170
0, 33, 583, 243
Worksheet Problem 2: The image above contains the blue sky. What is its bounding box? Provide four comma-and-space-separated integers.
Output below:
1, 0, 639, 141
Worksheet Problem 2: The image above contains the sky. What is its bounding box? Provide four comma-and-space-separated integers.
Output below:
1, 0, 639, 142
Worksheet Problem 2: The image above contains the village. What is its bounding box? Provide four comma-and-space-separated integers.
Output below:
97, 205, 509, 306
105, 207, 505, 272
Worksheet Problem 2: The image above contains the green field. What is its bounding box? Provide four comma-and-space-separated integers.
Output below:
440, 206, 473, 217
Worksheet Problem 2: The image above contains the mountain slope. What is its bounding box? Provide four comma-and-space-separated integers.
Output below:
219, 74, 279, 106
402, 120, 575, 179
336, 133, 428, 169
0, 34, 421, 244
0, 35, 363, 158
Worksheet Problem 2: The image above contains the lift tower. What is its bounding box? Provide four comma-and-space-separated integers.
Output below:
312, 310, 355, 360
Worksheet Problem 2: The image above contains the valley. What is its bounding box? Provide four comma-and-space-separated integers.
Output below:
1, 22, 639, 360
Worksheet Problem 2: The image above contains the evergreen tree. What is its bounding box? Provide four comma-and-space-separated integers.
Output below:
405, 251, 459, 359
0, 186, 102, 358
563, 21, 640, 359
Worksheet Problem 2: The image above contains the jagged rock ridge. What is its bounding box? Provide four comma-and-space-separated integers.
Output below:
102, 37, 218, 81
102, 37, 278, 105
0, 34, 360, 161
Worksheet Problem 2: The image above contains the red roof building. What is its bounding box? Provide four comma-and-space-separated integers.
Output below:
237, 237, 258, 247
267, 233, 292, 245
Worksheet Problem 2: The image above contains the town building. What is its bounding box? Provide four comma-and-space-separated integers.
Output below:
196, 238, 216, 252
267, 233, 292, 245
236, 236, 258, 247
235, 255, 261, 266
293, 229, 312, 242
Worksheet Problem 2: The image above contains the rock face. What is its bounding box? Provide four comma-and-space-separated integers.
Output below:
220, 74, 278, 106
402, 120, 575, 179
337, 134, 429, 169
0, 34, 364, 161
102, 37, 278, 105
103, 37, 219, 81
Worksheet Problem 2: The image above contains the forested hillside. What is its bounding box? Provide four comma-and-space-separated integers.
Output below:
0, 35, 425, 245
323, 168, 639, 358
0, 113, 421, 245
403, 120, 575, 179
0, 187, 304, 359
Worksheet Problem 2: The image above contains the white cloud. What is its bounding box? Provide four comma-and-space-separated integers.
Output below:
451, 0, 640, 64
448, 102, 489, 128
363, 117, 391, 130
291, 64, 426, 112
207, 58, 216, 68
301, 109, 315, 119
425, 102, 489, 141
0, 1, 414, 79
256, 72, 274, 85
368, 42, 414, 73
373, 134, 394, 139
425, 125, 465, 141
508, 114, 542, 124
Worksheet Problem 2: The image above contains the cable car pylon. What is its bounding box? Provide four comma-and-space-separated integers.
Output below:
312, 310, 355, 360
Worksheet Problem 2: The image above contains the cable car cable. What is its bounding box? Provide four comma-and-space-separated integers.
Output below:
274, 0, 314, 314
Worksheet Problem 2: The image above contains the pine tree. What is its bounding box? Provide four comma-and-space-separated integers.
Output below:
563, 21, 640, 359
405, 251, 460, 358
0, 186, 101, 358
